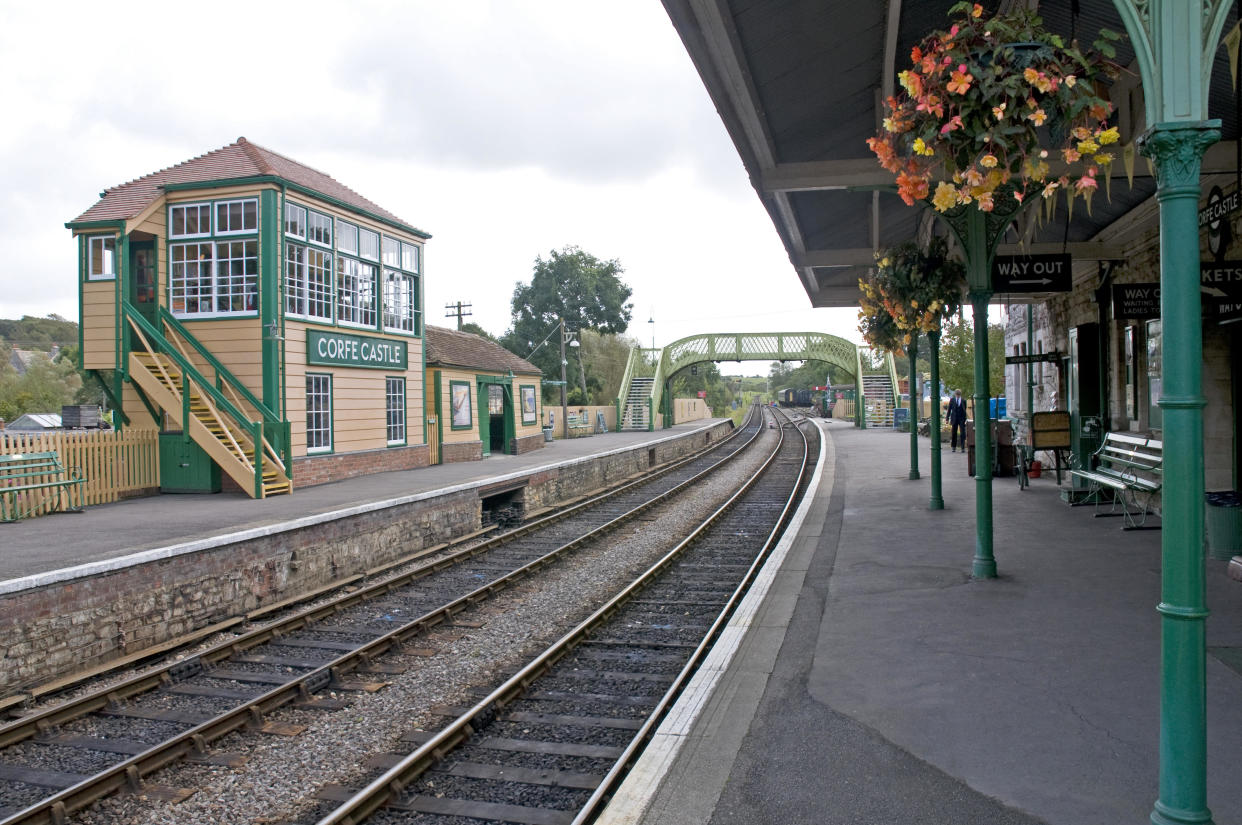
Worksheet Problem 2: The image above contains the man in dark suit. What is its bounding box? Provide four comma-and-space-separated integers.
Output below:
946, 388, 968, 452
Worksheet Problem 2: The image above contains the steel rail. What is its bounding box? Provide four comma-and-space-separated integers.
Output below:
0, 410, 763, 825
0, 411, 752, 749
314, 406, 808, 825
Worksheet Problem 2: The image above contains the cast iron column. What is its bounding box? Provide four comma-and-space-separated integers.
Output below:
909, 333, 920, 479
1026, 305, 1035, 461
970, 291, 995, 577
928, 329, 944, 510
1140, 120, 1219, 825
559, 318, 568, 440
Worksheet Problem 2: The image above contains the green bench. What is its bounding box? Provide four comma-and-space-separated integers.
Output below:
1070, 432, 1162, 530
0, 451, 86, 522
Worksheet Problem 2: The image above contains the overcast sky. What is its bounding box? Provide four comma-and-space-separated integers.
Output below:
0, 0, 864, 374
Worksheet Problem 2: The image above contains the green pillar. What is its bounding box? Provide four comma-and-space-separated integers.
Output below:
259, 189, 281, 417
908, 333, 920, 479
970, 293, 995, 578
1026, 305, 1035, 462
928, 329, 943, 510
1140, 120, 1219, 825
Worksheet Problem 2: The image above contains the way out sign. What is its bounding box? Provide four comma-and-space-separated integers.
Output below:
991, 253, 1072, 293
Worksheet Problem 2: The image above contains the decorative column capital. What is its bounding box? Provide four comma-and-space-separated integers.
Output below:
1137, 121, 1221, 193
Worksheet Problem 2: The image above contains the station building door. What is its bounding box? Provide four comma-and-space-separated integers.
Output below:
479, 380, 514, 456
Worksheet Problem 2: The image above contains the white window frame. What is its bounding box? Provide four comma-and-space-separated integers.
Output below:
382, 236, 401, 267
306, 373, 333, 454
336, 220, 358, 255
285, 202, 307, 239
307, 210, 333, 248
383, 269, 416, 334
359, 228, 379, 261
401, 242, 420, 273
86, 235, 116, 280
169, 242, 215, 316
286, 243, 333, 322
386, 377, 406, 445
337, 257, 378, 329
214, 198, 258, 236
169, 202, 212, 239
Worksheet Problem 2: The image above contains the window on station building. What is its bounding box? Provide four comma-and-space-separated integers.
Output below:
307, 210, 333, 247
215, 199, 258, 235
337, 257, 377, 328
169, 203, 211, 238
386, 377, 406, 445
285, 244, 333, 321
382, 237, 421, 335
383, 270, 417, 334
306, 373, 333, 453
285, 202, 306, 239
337, 220, 358, 255
359, 228, 379, 261
1146, 319, 1162, 430
169, 198, 259, 317
86, 235, 116, 280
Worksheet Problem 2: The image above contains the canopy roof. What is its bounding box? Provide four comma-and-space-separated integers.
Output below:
663, 0, 1239, 306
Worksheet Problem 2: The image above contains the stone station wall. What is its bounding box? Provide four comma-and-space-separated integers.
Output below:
0, 420, 733, 697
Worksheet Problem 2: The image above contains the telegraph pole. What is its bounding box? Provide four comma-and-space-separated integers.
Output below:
444, 301, 472, 330
559, 318, 568, 440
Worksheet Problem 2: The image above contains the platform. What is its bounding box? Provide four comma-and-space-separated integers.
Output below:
0, 420, 727, 590
601, 419, 1242, 825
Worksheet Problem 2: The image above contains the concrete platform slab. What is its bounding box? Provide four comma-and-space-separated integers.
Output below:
602, 419, 1242, 825
0, 420, 728, 589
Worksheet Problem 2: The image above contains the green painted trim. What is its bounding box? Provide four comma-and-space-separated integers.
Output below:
65, 219, 125, 230
433, 370, 443, 463
162, 175, 431, 239
449, 380, 473, 431
386, 375, 408, 447
421, 328, 428, 449
260, 190, 281, 419
76, 235, 84, 368
117, 233, 128, 373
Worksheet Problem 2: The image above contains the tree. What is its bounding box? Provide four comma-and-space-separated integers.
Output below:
460, 322, 498, 343
936, 318, 1005, 400
503, 246, 633, 400
0, 346, 83, 422
577, 330, 639, 404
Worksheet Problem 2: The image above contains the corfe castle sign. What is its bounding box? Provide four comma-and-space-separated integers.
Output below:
307, 330, 408, 370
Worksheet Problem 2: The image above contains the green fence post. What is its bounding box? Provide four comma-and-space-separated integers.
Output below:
908, 334, 920, 479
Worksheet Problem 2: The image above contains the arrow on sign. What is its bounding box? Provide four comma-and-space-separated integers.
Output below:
1009, 278, 1054, 286
1202, 286, 1229, 298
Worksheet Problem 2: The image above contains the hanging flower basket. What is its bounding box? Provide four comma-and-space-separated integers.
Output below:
858, 238, 966, 354
866, 2, 1122, 213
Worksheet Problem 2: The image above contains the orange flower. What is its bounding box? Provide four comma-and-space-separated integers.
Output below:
939, 114, 964, 134
896, 170, 930, 206
947, 65, 973, 95
971, 3, 984, 17
1062, 147, 1081, 163
1026, 108, 1047, 126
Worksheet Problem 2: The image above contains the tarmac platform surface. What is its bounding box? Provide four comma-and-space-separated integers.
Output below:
0, 420, 727, 588
602, 418, 1242, 825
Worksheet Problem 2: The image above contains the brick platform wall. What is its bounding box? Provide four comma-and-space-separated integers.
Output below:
0, 420, 733, 695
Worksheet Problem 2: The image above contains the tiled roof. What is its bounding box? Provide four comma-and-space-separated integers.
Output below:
425, 326, 542, 376
70, 138, 424, 235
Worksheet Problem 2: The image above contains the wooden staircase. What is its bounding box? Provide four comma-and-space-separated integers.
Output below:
128, 349, 291, 498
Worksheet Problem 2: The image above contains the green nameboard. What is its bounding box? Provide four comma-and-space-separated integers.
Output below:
307, 330, 407, 370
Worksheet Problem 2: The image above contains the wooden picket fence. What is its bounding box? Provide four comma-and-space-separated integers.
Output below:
1, 429, 159, 516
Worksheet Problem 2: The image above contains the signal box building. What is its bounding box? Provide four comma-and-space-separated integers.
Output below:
423, 325, 545, 464
66, 138, 431, 496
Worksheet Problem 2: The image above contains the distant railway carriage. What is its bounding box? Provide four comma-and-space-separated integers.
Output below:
777, 388, 813, 408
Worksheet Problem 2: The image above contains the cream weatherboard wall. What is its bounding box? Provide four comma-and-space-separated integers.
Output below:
284, 322, 425, 458
81, 280, 117, 370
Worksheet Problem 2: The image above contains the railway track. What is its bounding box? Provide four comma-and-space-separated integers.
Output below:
0, 410, 769, 825
299, 407, 815, 825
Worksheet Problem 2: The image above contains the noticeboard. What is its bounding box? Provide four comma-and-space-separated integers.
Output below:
1031, 410, 1071, 450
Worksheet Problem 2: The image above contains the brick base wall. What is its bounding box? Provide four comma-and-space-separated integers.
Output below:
441, 441, 483, 463
291, 444, 431, 488
512, 433, 545, 455
0, 420, 733, 695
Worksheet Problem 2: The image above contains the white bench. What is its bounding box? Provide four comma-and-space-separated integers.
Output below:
1070, 432, 1162, 530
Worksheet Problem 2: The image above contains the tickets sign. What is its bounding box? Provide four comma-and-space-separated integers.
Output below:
307, 330, 408, 370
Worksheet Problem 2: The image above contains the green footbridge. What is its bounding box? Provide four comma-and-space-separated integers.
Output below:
613, 332, 899, 430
